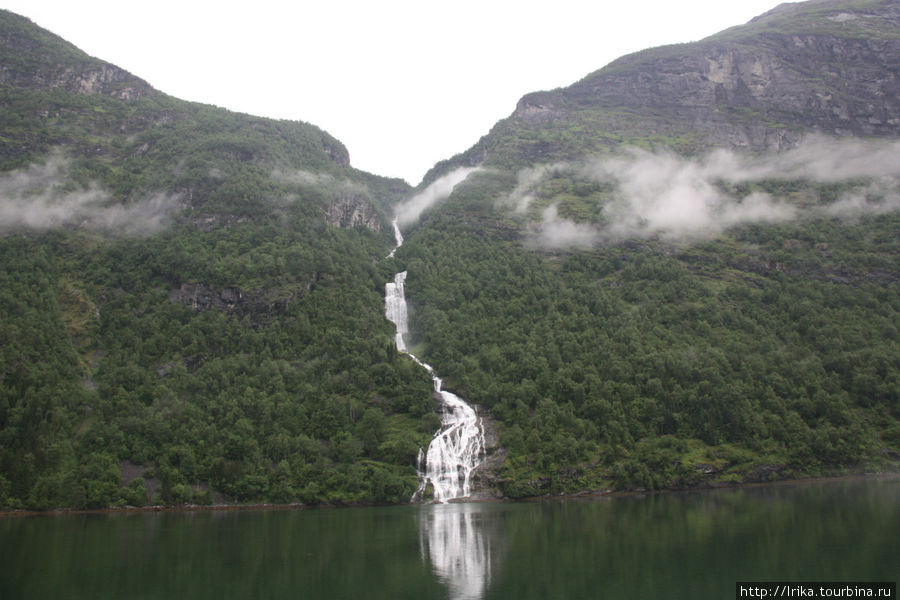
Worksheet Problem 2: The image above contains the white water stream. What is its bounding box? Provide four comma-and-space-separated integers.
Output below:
385, 219, 485, 503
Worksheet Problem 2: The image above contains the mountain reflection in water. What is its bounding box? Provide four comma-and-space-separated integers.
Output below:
2, 478, 896, 600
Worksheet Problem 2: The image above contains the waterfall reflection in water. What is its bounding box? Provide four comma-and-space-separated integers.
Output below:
418, 503, 499, 600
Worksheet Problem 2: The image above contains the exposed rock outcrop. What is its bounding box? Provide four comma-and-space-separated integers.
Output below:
469, 408, 507, 500
322, 138, 351, 168
325, 194, 382, 231
563, 0, 900, 148
170, 280, 316, 315
51, 63, 154, 100
0, 11, 155, 100
514, 90, 566, 124
439, 0, 900, 175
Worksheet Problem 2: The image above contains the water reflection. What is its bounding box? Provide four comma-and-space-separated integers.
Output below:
418, 503, 500, 600
2, 478, 896, 600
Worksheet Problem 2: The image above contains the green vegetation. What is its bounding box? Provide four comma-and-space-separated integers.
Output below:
0, 87, 404, 217
1, 1, 898, 510
396, 176, 899, 496
0, 217, 437, 509
0, 90, 425, 507
708, 0, 900, 43
403, 0, 898, 501
0, 9, 428, 510
0, 10, 405, 217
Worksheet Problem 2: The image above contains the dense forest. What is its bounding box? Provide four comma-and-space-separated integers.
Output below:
1, 1, 898, 509
395, 169, 898, 496
0, 214, 442, 509
0, 9, 440, 509
393, 0, 900, 496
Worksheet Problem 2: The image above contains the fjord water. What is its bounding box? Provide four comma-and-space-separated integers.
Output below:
2, 477, 897, 599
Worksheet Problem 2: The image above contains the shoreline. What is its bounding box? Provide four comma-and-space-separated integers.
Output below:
536, 470, 900, 501
2, 470, 897, 518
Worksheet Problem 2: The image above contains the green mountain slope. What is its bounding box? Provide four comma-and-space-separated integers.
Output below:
0, 11, 430, 509
1, 0, 898, 508
395, 0, 900, 496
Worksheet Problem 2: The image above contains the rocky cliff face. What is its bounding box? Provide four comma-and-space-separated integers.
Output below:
0, 10, 156, 100
562, 1, 900, 147
468, 409, 507, 500
325, 194, 382, 231
0, 59, 155, 99
439, 0, 900, 175
15, 61, 155, 100
170, 280, 317, 316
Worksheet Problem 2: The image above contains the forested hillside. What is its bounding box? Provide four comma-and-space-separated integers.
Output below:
0, 10, 434, 509
1, 0, 898, 509
395, 0, 900, 496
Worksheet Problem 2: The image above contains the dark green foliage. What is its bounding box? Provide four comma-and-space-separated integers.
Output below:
2, 4, 898, 509
0, 217, 435, 509
0, 11, 426, 509
396, 191, 899, 493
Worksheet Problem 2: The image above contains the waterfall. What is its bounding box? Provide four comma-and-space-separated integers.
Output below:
384, 271, 410, 353
384, 219, 485, 503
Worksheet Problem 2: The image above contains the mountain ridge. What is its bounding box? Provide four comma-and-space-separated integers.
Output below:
422, 0, 899, 185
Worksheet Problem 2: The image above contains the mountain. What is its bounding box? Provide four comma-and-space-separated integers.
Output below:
0, 9, 409, 216
1, 1, 897, 510
430, 0, 900, 175
0, 10, 430, 510
395, 0, 899, 496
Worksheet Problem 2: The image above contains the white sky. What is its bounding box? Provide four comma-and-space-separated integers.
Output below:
4, 0, 781, 184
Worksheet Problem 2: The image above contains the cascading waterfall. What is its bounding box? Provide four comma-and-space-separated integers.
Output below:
384, 219, 485, 503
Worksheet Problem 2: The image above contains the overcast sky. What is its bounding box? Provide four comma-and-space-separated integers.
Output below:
5, 0, 781, 184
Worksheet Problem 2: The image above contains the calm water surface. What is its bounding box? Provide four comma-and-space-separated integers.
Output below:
2, 477, 897, 599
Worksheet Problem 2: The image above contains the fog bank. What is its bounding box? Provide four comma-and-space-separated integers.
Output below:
509, 137, 900, 248
0, 157, 182, 234
394, 167, 480, 228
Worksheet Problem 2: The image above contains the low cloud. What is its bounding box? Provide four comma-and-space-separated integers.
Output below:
502, 163, 569, 214
0, 155, 182, 234
271, 168, 370, 197
394, 167, 480, 228
508, 136, 900, 248
725, 136, 900, 183
531, 204, 600, 249
593, 150, 798, 242
817, 181, 900, 218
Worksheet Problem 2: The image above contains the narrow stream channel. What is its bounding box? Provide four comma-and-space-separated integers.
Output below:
384, 219, 485, 502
